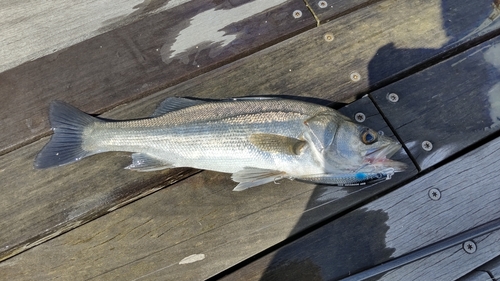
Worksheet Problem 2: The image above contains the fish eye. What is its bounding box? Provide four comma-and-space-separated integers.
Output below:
361, 129, 378, 145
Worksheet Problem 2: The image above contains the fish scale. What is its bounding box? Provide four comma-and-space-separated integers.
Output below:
35, 97, 406, 190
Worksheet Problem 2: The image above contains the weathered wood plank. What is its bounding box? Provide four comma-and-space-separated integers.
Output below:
305, 0, 380, 23
1, 0, 498, 276
371, 35, 500, 170
217, 137, 500, 280
458, 271, 494, 281
0, 0, 191, 73
478, 256, 500, 280
0, 0, 315, 156
0, 100, 200, 262
377, 230, 500, 281
0, 97, 415, 280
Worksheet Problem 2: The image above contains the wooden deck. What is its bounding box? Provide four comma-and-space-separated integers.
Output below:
1, 0, 500, 280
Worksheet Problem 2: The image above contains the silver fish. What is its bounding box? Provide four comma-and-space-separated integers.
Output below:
35, 97, 406, 190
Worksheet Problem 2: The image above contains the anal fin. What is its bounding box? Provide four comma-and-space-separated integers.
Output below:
125, 153, 174, 172
232, 167, 288, 191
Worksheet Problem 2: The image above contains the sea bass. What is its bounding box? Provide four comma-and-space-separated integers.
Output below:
35, 97, 406, 190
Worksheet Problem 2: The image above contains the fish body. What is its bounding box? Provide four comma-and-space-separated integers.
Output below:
35, 97, 406, 190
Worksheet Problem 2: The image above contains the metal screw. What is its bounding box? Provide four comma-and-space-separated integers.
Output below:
463, 240, 477, 254
422, 141, 433, 151
428, 188, 441, 201
378, 130, 384, 136
293, 10, 302, 18
324, 32, 334, 42
387, 93, 399, 103
355, 112, 366, 123
318, 1, 328, 8
350, 72, 361, 82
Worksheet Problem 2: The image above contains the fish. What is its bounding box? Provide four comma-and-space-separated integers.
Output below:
34, 97, 406, 191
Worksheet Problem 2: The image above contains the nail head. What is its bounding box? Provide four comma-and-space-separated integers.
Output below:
428, 188, 441, 201
387, 93, 399, 103
463, 240, 477, 254
293, 10, 302, 18
318, 1, 328, 8
350, 72, 361, 82
422, 141, 433, 151
355, 112, 366, 123
324, 33, 334, 42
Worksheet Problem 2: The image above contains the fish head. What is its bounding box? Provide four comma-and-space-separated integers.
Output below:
304, 112, 406, 174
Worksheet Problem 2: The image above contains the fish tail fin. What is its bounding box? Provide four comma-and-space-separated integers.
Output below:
34, 101, 101, 169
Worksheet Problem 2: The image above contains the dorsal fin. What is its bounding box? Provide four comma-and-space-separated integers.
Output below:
249, 133, 306, 155
151, 97, 206, 117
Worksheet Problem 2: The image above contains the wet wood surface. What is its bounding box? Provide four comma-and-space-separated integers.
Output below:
0, 0, 315, 156
1, 0, 500, 280
0, 95, 416, 280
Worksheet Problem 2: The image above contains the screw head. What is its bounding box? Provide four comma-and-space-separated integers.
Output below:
324, 32, 334, 42
350, 72, 361, 82
378, 130, 385, 136
318, 1, 328, 8
428, 188, 441, 201
387, 93, 399, 103
463, 240, 477, 254
293, 10, 302, 18
422, 141, 433, 151
355, 112, 366, 123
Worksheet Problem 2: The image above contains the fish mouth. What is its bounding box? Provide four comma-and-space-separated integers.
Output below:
365, 142, 407, 172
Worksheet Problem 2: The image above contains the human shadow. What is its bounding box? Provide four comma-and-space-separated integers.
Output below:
257, 0, 499, 280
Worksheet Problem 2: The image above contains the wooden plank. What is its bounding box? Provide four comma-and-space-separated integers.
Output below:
305, 0, 380, 23
0, 0, 191, 73
307, 0, 500, 27
478, 256, 500, 280
217, 136, 500, 280
0, 100, 200, 262
0, 0, 315, 156
0, 97, 415, 280
378, 231, 500, 280
1, 0, 498, 274
371, 35, 500, 170
458, 271, 494, 281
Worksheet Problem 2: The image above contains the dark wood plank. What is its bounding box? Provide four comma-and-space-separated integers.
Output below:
0, 97, 415, 280
371, 35, 500, 170
218, 135, 500, 281
0, 0, 315, 156
305, 0, 380, 23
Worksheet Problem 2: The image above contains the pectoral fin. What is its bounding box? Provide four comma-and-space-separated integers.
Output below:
249, 133, 306, 155
125, 153, 174, 171
232, 167, 288, 191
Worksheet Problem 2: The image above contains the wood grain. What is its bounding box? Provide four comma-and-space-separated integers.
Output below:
305, 0, 380, 23
371, 35, 500, 170
218, 136, 500, 281
0, 0, 191, 73
379, 231, 500, 280
0, 97, 415, 280
478, 256, 500, 280
0, 0, 315, 156
458, 271, 494, 281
